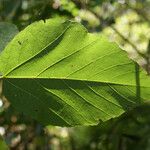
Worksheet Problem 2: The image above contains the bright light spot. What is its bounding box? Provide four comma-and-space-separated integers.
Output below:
0, 99, 3, 107
118, 0, 125, 4
22, 0, 28, 10
0, 127, 5, 136
75, 16, 81, 22
60, 128, 68, 138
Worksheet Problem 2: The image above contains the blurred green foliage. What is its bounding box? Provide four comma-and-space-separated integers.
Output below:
0, 0, 150, 149
0, 136, 8, 150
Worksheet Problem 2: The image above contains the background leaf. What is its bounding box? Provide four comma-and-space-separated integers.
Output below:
0, 22, 18, 53
0, 136, 8, 150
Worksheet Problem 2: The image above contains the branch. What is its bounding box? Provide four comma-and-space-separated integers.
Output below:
89, 9, 146, 59
110, 26, 145, 58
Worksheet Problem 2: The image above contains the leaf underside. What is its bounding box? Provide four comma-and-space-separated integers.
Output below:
0, 19, 150, 126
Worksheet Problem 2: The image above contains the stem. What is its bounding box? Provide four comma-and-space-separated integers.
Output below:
135, 63, 141, 104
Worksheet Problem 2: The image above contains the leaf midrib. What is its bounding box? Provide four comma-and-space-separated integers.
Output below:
2, 76, 149, 89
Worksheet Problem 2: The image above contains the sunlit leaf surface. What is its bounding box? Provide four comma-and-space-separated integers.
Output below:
0, 19, 150, 126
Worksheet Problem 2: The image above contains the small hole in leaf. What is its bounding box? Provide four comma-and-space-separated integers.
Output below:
18, 41, 21, 45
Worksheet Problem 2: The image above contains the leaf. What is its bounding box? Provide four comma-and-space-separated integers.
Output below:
0, 136, 8, 150
0, 18, 150, 126
0, 22, 18, 53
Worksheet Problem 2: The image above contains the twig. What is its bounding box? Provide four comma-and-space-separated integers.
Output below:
135, 63, 141, 103
90, 9, 146, 59
125, 2, 150, 23
110, 26, 146, 59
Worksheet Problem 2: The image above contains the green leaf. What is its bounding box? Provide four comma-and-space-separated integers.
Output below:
0, 22, 18, 53
0, 18, 150, 126
0, 136, 8, 150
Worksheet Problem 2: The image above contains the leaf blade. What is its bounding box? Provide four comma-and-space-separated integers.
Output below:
1, 19, 150, 126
